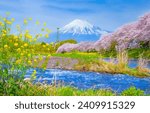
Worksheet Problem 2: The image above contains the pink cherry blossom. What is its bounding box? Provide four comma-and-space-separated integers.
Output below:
57, 12, 150, 53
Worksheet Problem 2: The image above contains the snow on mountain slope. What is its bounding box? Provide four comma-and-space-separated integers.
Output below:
60, 19, 109, 35
38, 19, 110, 43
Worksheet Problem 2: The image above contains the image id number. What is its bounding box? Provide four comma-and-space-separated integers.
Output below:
78, 101, 135, 109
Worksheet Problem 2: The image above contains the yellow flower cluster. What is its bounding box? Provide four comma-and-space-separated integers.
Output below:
24, 43, 28, 47
1, 15, 52, 72
3, 18, 14, 25
25, 33, 32, 39
31, 70, 37, 79
45, 34, 49, 38
24, 19, 28, 24
0, 21, 3, 26
17, 48, 21, 52
15, 59, 22, 64
4, 44, 9, 48
14, 43, 18, 47
2, 29, 7, 34
28, 60, 32, 65
6, 20, 12, 25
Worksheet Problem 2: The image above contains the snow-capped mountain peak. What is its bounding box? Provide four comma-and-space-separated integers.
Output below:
60, 19, 109, 35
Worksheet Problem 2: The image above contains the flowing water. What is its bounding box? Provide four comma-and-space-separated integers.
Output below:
25, 69, 150, 94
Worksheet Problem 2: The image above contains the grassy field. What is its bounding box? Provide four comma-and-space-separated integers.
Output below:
52, 52, 100, 62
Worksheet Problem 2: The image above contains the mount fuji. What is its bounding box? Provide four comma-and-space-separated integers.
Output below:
60, 19, 109, 35
40, 19, 110, 43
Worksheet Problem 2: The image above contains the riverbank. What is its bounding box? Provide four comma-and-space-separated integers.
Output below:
35, 53, 150, 77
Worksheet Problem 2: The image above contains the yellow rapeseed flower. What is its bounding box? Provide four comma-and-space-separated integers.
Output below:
46, 28, 51, 33
25, 33, 32, 39
11, 18, 15, 22
47, 54, 51, 58
33, 38, 37, 42
0, 21, 3, 26
2, 34, 6, 37
14, 35, 18, 39
29, 39, 32, 42
39, 34, 43, 37
17, 48, 21, 52
31, 70, 36, 79
24, 43, 28, 47
33, 69, 36, 73
43, 22, 47, 26
24, 19, 28, 24
14, 43, 18, 47
28, 54, 31, 57
4, 45, 8, 48
2, 30, 7, 34
28, 60, 32, 65
36, 21, 40, 25
15, 59, 21, 64
39, 56, 43, 61
34, 59, 37, 62
19, 33, 23, 38
45, 34, 49, 38
25, 30, 29, 33
28, 17, 32, 21
31, 49, 34, 53
3, 18, 6, 22
15, 39, 18, 42
42, 45, 46, 48
21, 53, 24, 56
6, 20, 12, 25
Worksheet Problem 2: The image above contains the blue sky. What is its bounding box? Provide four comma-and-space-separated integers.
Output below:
0, 0, 150, 33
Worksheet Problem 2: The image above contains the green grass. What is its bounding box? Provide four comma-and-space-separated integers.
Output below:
52, 52, 100, 62
121, 86, 144, 96
52, 48, 150, 60
0, 81, 145, 96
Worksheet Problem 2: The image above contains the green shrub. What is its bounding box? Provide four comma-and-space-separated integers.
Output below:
56, 87, 75, 96
121, 86, 144, 96
55, 39, 77, 50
